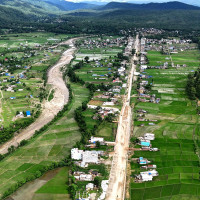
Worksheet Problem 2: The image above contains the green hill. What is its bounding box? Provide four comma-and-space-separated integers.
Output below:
100, 1, 200, 10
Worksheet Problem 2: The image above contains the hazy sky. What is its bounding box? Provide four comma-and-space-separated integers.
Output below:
65, 0, 200, 6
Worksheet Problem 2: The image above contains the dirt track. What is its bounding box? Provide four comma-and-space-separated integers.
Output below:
0, 38, 77, 154
106, 35, 140, 200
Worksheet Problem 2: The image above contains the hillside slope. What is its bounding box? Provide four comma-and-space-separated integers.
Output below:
100, 1, 200, 10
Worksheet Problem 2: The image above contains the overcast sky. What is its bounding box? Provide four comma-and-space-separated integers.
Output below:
65, 0, 200, 6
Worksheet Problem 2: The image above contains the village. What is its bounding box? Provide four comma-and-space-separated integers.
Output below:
67, 31, 200, 199
0, 33, 68, 128
0, 28, 198, 200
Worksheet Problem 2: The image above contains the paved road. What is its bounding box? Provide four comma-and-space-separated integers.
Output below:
106, 35, 140, 200
0, 38, 78, 154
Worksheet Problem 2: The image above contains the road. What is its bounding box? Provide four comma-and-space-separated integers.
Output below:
106, 35, 140, 200
0, 38, 78, 154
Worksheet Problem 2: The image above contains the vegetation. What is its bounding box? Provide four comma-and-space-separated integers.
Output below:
186, 69, 200, 100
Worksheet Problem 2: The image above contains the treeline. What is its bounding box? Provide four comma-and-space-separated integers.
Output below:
186, 69, 200, 100
67, 61, 113, 147
2, 157, 72, 199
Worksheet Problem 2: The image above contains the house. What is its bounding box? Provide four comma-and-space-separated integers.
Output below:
141, 165, 157, 169
140, 141, 151, 147
138, 157, 151, 165
144, 133, 155, 141
141, 65, 147, 70
71, 148, 83, 160
86, 183, 94, 190
26, 111, 31, 117
141, 170, 158, 177
80, 174, 93, 181
103, 102, 114, 106
82, 151, 99, 165
98, 180, 109, 200
140, 173, 153, 182
138, 170, 159, 182
90, 136, 104, 144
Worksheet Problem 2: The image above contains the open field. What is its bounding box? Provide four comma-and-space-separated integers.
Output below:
130, 48, 200, 199
0, 82, 89, 198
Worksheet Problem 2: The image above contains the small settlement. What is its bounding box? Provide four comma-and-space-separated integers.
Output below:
70, 36, 134, 200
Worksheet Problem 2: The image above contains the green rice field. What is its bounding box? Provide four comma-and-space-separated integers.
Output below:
130, 47, 200, 200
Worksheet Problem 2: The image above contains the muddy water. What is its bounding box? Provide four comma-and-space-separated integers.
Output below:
7, 168, 61, 200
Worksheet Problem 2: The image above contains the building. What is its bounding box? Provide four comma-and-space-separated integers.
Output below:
71, 148, 83, 160
90, 136, 104, 144
82, 151, 99, 165
140, 141, 151, 147
138, 157, 151, 165
144, 133, 155, 140
137, 170, 159, 182
86, 183, 94, 190
26, 111, 31, 117
140, 173, 153, 181
98, 180, 109, 200
80, 174, 93, 181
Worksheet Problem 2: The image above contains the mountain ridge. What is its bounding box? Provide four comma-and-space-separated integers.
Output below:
100, 1, 200, 10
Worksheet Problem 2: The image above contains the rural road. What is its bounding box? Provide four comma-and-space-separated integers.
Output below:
0, 38, 78, 154
106, 35, 140, 200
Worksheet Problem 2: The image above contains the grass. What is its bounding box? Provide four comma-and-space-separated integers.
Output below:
0, 82, 89, 198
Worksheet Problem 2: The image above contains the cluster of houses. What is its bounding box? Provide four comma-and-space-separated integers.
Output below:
72, 36, 135, 200
74, 170, 99, 182
71, 148, 104, 168
75, 180, 109, 200
145, 38, 194, 52
80, 37, 126, 50
124, 37, 134, 56
88, 105, 119, 120
71, 136, 109, 200
135, 133, 159, 182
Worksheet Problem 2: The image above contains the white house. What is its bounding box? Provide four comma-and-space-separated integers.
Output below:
86, 183, 94, 190
144, 133, 155, 140
90, 136, 104, 143
71, 148, 83, 160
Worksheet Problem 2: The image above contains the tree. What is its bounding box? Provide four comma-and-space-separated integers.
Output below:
84, 56, 89, 63
96, 141, 100, 148
94, 176, 101, 187
82, 101, 87, 111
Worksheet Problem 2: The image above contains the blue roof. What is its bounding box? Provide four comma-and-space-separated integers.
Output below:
26, 111, 31, 116
140, 161, 147, 164
141, 141, 150, 147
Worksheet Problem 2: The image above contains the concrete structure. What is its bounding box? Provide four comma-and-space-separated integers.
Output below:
144, 133, 155, 140
71, 148, 83, 160
86, 183, 94, 190
82, 151, 99, 165
90, 136, 104, 144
